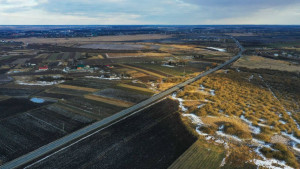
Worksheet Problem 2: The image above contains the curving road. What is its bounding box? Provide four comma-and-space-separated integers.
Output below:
0, 37, 244, 169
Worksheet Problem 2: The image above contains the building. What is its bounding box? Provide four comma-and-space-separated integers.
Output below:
77, 64, 85, 70
39, 65, 48, 71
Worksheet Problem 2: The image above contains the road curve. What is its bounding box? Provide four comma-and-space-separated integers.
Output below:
0, 37, 244, 169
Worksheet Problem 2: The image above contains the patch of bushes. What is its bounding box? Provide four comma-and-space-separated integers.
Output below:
219, 122, 252, 139
260, 143, 299, 168
199, 126, 217, 135
222, 145, 256, 168
253, 133, 271, 142
293, 130, 300, 139
164, 77, 185, 83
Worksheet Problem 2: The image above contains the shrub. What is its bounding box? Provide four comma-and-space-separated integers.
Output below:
260, 147, 273, 158
221, 122, 252, 139
196, 109, 207, 117
260, 143, 300, 168
260, 127, 272, 135
184, 86, 196, 91
199, 126, 217, 135
254, 133, 271, 142
293, 130, 300, 139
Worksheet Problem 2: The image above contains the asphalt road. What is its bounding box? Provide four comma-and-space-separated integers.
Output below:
0, 37, 244, 169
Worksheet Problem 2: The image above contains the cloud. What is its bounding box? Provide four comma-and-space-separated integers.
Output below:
0, 0, 300, 24
203, 3, 300, 25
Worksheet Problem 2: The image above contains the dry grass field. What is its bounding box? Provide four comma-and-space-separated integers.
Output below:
201, 116, 251, 133
87, 54, 104, 59
119, 64, 166, 78
84, 94, 134, 107
57, 84, 99, 92
106, 52, 172, 58
177, 69, 300, 168
233, 55, 300, 72
117, 83, 155, 94
10, 34, 171, 45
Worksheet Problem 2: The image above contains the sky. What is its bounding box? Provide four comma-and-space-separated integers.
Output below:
0, 0, 300, 25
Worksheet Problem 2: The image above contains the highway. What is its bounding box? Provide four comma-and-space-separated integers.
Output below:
0, 37, 244, 169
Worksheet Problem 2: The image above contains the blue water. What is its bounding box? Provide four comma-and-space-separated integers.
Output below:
30, 98, 45, 103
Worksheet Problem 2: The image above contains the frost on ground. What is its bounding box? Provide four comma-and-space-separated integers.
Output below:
209, 89, 215, 96
17, 80, 65, 86
248, 74, 254, 82
161, 64, 175, 68
171, 88, 297, 169
281, 132, 300, 151
85, 76, 121, 80
207, 47, 226, 52
253, 147, 293, 169
240, 115, 261, 134
252, 159, 293, 169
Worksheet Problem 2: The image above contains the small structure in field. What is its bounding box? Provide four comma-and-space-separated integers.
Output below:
76, 64, 85, 70
39, 65, 48, 71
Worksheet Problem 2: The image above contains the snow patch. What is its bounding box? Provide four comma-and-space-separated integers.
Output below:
216, 131, 242, 142
196, 126, 208, 136
182, 113, 203, 125
171, 93, 188, 112
210, 89, 215, 96
17, 80, 64, 86
197, 104, 205, 108
253, 159, 293, 169
248, 74, 254, 82
279, 120, 286, 124
282, 132, 300, 144
207, 47, 226, 52
240, 115, 261, 134
162, 64, 175, 68
200, 84, 205, 90
85, 76, 121, 80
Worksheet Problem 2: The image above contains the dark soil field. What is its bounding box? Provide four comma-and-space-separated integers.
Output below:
35, 92, 75, 100
0, 98, 50, 120
26, 99, 197, 169
47, 87, 90, 96
0, 75, 13, 85
0, 104, 95, 164
0, 88, 42, 96
93, 88, 149, 103
63, 78, 119, 89
64, 96, 125, 119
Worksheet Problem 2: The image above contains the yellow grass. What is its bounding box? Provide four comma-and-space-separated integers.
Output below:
57, 84, 99, 92
183, 100, 203, 107
233, 55, 300, 72
138, 52, 173, 57
201, 116, 250, 133
87, 54, 104, 59
158, 83, 176, 91
114, 68, 147, 78
107, 52, 172, 58
84, 94, 134, 107
35, 53, 48, 59
117, 83, 154, 93
119, 64, 166, 78
10, 34, 171, 45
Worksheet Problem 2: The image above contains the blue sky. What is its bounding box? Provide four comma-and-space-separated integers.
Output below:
0, 0, 300, 25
